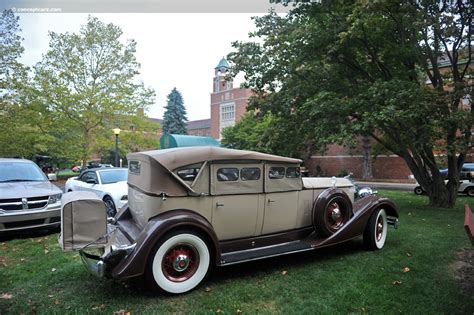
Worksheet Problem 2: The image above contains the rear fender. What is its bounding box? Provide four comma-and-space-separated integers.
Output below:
111, 209, 219, 279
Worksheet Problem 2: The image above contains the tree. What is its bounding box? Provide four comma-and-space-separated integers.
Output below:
162, 87, 188, 134
33, 16, 155, 167
0, 10, 41, 158
229, 1, 472, 207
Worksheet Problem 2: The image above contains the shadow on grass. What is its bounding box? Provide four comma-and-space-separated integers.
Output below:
108, 239, 369, 298
0, 227, 59, 242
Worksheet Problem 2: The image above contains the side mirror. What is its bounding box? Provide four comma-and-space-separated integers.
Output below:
47, 173, 57, 181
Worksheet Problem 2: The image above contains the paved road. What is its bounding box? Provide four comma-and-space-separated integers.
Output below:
356, 181, 417, 192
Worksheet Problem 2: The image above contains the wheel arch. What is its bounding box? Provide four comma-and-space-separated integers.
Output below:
111, 209, 220, 280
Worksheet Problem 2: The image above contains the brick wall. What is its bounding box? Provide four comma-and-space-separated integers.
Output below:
306, 155, 412, 180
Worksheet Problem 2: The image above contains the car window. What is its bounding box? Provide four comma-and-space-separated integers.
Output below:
462, 165, 474, 171
269, 167, 285, 179
241, 168, 261, 181
0, 162, 47, 182
217, 168, 239, 182
177, 168, 200, 181
286, 167, 301, 178
80, 172, 97, 183
99, 169, 128, 184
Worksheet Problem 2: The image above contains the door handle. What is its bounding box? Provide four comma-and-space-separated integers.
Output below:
216, 202, 224, 208
267, 199, 275, 203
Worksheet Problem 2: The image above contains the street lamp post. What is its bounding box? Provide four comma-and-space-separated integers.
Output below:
113, 128, 121, 167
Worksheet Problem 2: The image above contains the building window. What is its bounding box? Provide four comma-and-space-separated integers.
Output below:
220, 103, 235, 121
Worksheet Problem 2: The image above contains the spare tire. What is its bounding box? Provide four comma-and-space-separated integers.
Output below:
312, 189, 352, 238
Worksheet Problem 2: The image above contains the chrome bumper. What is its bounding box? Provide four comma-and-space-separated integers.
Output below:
387, 216, 400, 229
78, 226, 136, 278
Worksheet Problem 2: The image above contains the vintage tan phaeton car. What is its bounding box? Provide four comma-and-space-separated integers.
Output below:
60, 147, 399, 294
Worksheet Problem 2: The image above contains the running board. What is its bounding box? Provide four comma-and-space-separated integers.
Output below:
220, 241, 313, 266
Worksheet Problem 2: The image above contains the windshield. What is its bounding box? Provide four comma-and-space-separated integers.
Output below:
98, 169, 128, 184
0, 162, 47, 182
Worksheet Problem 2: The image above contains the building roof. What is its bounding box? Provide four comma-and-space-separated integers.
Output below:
215, 57, 230, 70
187, 119, 211, 130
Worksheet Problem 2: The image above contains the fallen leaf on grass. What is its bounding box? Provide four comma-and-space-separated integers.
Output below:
53, 299, 60, 305
51, 268, 57, 272
281, 270, 288, 275
406, 252, 412, 257
48, 295, 54, 298
113, 310, 130, 315
205, 287, 212, 292
92, 304, 106, 310
44, 249, 49, 254
1, 293, 13, 300
392, 280, 402, 285
0, 257, 7, 267
361, 307, 367, 313
216, 309, 223, 313
403, 267, 410, 273
20, 258, 26, 262
236, 309, 242, 314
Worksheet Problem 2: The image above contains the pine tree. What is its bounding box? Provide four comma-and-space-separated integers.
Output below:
162, 88, 188, 134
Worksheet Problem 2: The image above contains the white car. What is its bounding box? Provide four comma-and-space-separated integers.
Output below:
65, 168, 128, 216
414, 180, 474, 197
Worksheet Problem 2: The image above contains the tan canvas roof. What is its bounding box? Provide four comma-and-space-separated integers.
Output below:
127, 146, 301, 171
126, 147, 301, 197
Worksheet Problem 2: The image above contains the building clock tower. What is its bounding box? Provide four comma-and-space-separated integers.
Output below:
210, 57, 252, 139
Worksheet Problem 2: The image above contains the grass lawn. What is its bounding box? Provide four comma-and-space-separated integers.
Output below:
1, 190, 473, 314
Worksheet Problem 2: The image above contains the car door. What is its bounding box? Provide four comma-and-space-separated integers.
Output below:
261, 164, 302, 235
77, 171, 99, 192
210, 163, 264, 240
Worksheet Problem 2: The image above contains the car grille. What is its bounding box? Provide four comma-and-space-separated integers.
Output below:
0, 196, 49, 211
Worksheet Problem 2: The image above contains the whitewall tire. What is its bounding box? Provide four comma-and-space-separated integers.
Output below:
148, 232, 210, 294
363, 208, 388, 250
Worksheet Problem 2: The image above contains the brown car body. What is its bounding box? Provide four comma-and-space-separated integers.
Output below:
60, 147, 399, 294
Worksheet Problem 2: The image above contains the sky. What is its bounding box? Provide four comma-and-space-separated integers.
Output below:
16, 13, 265, 121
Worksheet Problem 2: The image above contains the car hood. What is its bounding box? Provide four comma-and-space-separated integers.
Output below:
0, 181, 62, 199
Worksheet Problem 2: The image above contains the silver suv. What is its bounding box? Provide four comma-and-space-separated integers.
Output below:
0, 158, 62, 232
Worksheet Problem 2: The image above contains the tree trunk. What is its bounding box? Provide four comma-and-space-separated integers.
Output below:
362, 135, 373, 180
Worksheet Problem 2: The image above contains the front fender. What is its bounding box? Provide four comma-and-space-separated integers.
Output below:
111, 209, 220, 279
316, 195, 398, 248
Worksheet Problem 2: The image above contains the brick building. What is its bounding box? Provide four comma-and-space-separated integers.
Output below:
210, 57, 252, 139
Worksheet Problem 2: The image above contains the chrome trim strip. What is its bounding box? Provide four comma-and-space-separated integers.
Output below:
222, 240, 300, 256
221, 246, 314, 266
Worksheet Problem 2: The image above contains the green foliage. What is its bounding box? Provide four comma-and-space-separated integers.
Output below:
0, 9, 39, 158
222, 111, 307, 158
229, 1, 473, 207
162, 87, 188, 135
32, 16, 155, 166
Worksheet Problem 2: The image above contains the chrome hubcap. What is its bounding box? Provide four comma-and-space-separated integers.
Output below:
376, 217, 384, 241
162, 244, 199, 282
331, 207, 341, 221
326, 202, 344, 230
173, 254, 190, 272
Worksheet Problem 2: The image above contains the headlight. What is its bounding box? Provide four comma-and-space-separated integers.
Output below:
120, 195, 128, 201
48, 193, 62, 204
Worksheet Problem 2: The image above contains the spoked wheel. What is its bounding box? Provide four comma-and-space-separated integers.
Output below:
103, 196, 116, 217
363, 208, 388, 250
147, 231, 211, 294
313, 191, 352, 238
